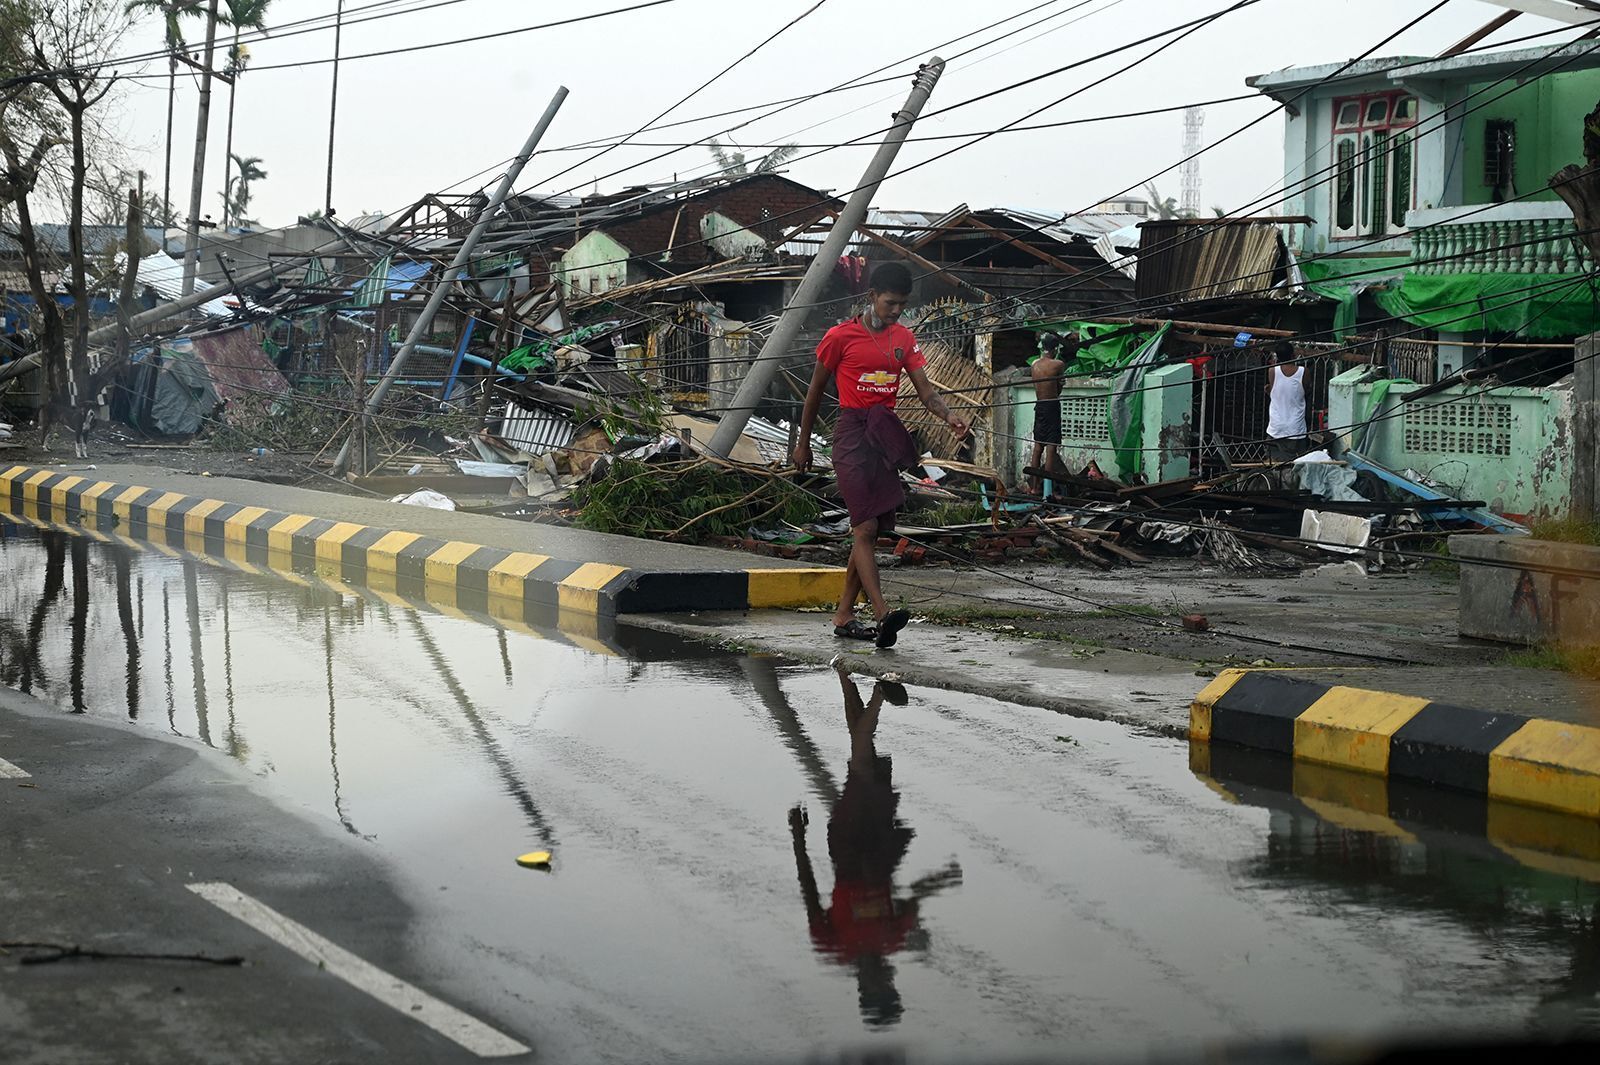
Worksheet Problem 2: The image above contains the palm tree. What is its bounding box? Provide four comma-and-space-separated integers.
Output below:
222, 152, 265, 226
1142, 181, 1180, 221
707, 138, 800, 177
124, 0, 205, 247
219, 0, 271, 227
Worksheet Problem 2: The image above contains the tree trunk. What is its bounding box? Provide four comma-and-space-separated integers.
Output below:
9, 184, 64, 407
1552, 163, 1600, 264
117, 189, 144, 365
66, 97, 90, 394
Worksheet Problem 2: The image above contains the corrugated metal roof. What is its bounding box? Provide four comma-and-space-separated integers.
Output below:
124, 251, 235, 317
500, 400, 575, 453
349, 258, 431, 302
0, 224, 165, 257
992, 206, 1149, 241
776, 209, 942, 258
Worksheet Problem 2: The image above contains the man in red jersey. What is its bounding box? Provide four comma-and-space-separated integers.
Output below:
792, 262, 968, 649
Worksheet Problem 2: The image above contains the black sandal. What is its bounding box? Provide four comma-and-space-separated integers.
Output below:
875, 609, 911, 648
833, 619, 878, 641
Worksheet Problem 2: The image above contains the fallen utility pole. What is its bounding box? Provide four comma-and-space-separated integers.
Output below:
181, 0, 222, 296
331, 85, 569, 477
85, 229, 357, 347
705, 57, 945, 459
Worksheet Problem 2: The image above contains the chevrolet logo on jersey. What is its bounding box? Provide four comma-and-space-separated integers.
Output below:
858, 370, 898, 387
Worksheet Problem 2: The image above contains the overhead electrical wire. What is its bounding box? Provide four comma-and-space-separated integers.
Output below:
471, 2, 1558, 314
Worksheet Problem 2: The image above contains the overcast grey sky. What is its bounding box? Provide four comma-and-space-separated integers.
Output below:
103, 0, 1588, 229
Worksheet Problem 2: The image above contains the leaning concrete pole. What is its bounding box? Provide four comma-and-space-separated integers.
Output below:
86, 231, 355, 346
332, 86, 570, 476
180, 0, 222, 296
706, 58, 945, 459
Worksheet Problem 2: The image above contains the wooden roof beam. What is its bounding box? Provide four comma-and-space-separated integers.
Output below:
844, 212, 990, 299
1438, 9, 1521, 57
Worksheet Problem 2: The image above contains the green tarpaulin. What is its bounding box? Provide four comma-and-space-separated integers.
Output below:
1301, 257, 1599, 339
1372, 272, 1599, 339
1026, 320, 1151, 375
1299, 256, 1408, 338
1108, 323, 1171, 481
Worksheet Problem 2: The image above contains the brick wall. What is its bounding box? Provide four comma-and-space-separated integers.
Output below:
600, 175, 837, 267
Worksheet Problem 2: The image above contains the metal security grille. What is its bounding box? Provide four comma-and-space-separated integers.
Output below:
1386, 338, 1435, 385
1402, 399, 1512, 456
1061, 392, 1111, 444
660, 312, 711, 392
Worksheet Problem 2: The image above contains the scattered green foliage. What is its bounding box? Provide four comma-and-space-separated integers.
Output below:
901, 500, 991, 527
575, 381, 671, 443
206, 391, 476, 453
1503, 644, 1600, 680
206, 392, 348, 452
1529, 516, 1600, 547
572, 459, 820, 543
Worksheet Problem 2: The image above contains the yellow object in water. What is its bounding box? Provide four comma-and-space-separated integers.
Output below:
516, 851, 553, 869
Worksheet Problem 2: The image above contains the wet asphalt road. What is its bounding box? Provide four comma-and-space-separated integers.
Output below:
4, 523, 1600, 1063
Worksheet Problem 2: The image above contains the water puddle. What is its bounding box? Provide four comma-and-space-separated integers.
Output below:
4, 520, 1600, 1060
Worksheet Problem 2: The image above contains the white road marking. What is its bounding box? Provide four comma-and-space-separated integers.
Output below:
0, 755, 31, 779
187, 882, 529, 1058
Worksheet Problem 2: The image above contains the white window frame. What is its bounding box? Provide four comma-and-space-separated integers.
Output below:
1330, 91, 1417, 240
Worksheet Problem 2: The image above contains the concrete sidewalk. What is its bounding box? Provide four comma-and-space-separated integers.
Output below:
633, 610, 1600, 739
1, 463, 842, 616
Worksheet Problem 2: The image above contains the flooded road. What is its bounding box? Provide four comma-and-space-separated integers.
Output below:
4, 521, 1600, 1062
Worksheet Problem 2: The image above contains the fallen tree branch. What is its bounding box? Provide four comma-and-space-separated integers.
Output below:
0, 941, 246, 967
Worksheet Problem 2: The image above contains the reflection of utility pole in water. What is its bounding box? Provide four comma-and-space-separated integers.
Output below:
183, 560, 213, 747
221, 582, 241, 759
497, 628, 513, 687
323, 604, 360, 836
162, 583, 176, 732
407, 614, 556, 847
739, 656, 839, 806
113, 547, 140, 719
68, 537, 88, 713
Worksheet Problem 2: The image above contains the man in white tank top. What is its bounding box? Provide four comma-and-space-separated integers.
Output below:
1264, 340, 1307, 460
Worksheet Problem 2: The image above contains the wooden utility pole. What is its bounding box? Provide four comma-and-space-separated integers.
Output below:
180, 0, 221, 296
325, 0, 343, 214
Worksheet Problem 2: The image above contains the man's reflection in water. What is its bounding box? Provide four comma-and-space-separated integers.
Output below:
789, 666, 962, 1027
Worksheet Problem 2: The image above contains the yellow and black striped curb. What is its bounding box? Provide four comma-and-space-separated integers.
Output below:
1193, 668, 1600, 820
1191, 742, 1600, 886
0, 465, 843, 618
0, 500, 631, 657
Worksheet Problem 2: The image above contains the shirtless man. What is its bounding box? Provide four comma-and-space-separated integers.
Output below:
1027, 333, 1073, 496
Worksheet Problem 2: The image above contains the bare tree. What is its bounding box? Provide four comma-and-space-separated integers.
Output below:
0, 0, 66, 408
1551, 99, 1600, 264
1, 0, 136, 451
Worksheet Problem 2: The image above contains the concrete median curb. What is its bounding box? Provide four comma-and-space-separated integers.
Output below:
1192, 668, 1600, 819
0, 465, 843, 618
1196, 668, 1600, 815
